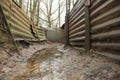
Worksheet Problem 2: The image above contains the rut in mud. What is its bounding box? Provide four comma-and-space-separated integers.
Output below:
13, 47, 64, 80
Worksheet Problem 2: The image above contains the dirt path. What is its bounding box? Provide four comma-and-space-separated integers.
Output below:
0, 43, 120, 80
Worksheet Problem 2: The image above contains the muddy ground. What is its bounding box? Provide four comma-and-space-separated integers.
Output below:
0, 42, 120, 80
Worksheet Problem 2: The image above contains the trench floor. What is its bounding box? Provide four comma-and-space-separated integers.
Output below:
0, 43, 120, 80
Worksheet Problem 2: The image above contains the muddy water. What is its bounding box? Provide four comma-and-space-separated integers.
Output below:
13, 48, 64, 80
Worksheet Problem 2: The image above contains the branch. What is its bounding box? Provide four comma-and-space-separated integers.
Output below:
39, 17, 48, 22
51, 7, 59, 15
51, 16, 59, 22
40, 8, 47, 16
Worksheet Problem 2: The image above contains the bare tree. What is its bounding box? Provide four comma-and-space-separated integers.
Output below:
39, 0, 65, 28
24, 0, 66, 28
58, 0, 65, 28
31, 0, 38, 22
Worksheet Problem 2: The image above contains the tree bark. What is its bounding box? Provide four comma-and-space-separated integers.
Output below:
37, 0, 40, 26
58, 0, 60, 28
19, 0, 23, 8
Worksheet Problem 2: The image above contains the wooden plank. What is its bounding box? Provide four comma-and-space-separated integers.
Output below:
94, 51, 120, 60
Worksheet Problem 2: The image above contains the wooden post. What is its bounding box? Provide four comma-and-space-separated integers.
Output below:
85, 0, 91, 52
65, 0, 70, 46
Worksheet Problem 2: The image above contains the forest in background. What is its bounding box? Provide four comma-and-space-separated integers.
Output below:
13, 0, 76, 28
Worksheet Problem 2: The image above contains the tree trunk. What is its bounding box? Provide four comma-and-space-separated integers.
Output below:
19, 0, 23, 8
72, 0, 75, 6
58, 0, 60, 28
37, 0, 40, 26
30, 0, 32, 20
26, 0, 29, 15
31, 0, 38, 22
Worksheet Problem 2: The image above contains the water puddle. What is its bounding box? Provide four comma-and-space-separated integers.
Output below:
13, 48, 64, 80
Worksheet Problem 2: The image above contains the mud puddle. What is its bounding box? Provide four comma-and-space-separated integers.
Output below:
13, 48, 64, 80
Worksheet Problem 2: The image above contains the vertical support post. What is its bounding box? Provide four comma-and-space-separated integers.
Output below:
85, 0, 91, 52
65, 0, 70, 46
65, 14, 69, 46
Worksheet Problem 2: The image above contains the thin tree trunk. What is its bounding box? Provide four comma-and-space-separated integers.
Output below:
30, 0, 32, 20
31, 0, 38, 22
26, 0, 29, 14
58, 0, 60, 28
37, 0, 40, 26
72, 0, 75, 6
19, 0, 23, 8
48, 16, 51, 28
